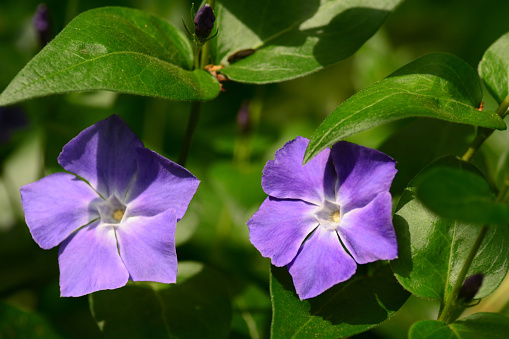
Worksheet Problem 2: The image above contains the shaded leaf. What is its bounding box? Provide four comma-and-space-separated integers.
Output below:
305, 53, 506, 163
392, 157, 509, 301
270, 264, 409, 338
409, 313, 509, 339
90, 261, 232, 339
216, 0, 403, 84
0, 302, 63, 339
478, 31, 509, 105
0, 7, 220, 106
416, 166, 509, 225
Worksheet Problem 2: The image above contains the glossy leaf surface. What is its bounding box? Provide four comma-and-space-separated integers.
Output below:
90, 262, 232, 339
270, 265, 409, 338
216, 0, 403, 84
478, 31, 509, 105
304, 53, 506, 163
409, 313, 509, 339
392, 158, 509, 301
0, 7, 220, 106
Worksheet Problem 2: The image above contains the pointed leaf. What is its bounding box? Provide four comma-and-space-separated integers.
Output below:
305, 53, 506, 163
90, 262, 232, 339
0, 7, 220, 106
478, 31, 509, 105
216, 0, 403, 84
416, 166, 509, 225
392, 157, 509, 301
270, 264, 409, 338
409, 313, 509, 339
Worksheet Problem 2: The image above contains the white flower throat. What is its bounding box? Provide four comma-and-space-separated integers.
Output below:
96, 195, 126, 224
314, 199, 341, 231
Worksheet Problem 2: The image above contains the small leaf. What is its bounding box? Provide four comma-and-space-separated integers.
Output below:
0, 7, 220, 106
304, 53, 506, 163
416, 166, 509, 225
90, 261, 232, 339
216, 0, 403, 84
478, 31, 509, 105
409, 313, 509, 339
392, 157, 509, 301
270, 264, 409, 338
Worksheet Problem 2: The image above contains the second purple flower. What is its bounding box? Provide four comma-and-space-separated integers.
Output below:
248, 136, 398, 299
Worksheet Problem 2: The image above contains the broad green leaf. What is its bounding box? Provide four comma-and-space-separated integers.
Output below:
416, 166, 509, 225
270, 264, 409, 338
90, 262, 232, 339
0, 302, 63, 339
216, 0, 403, 84
304, 53, 506, 163
409, 313, 509, 339
392, 157, 509, 301
0, 7, 220, 106
478, 31, 509, 105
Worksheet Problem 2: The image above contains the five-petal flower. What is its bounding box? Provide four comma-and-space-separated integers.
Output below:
247, 136, 398, 299
20, 115, 199, 297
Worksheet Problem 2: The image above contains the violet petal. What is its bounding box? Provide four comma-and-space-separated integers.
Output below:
20, 173, 100, 250
331, 141, 397, 212
247, 197, 319, 267
338, 192, 398, 264
116, 208, 177, 283
287, 227, 357, 300
125, 148, 199, 219
58, 115, 143, 198
262, 136, 336, 205
58, 221, 129, 297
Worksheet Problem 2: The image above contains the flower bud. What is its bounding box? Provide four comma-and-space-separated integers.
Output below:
457, 273, 484, 303
194, 4, 215, 39
33, 4, 52, 47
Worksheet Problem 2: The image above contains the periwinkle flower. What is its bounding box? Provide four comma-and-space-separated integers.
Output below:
33, 4, 52, 47
194, 4, 215, 39
247, 136, 398, 299
20, 115, 199, 297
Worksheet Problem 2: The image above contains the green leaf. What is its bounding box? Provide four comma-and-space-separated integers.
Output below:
90, 262, 232, 339
216, 0, 403, 84
304, 53, 506, 163
478, 31, 509, 105
0, 7, 220, 106
270, 264, 409, 338
391, 157, 509, 301
416, 166, 509, 225
0, 302, 63, 339
409, 313, 509, 339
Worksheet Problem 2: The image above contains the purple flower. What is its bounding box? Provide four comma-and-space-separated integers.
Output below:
33, 4, 52, 47
247, 136, 398, 299
194, 4, 215, 39
20, 115, 199, 297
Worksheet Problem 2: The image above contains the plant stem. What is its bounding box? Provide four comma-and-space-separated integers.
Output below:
461, 94, 509, 162
194, 44, 202, 70
437, 224, 489, 323
178, 101, 202, 166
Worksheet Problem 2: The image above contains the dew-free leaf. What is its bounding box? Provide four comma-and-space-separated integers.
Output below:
478, 31, 509, 105
0, 7, 220, 106
416, 166, 509, 225
392, 157, 509, 301
270, 264, 409, 338
216, 0, 403, 84
90, 262, 231, 339
409, 313, 509, 339
304, 53, 506, 163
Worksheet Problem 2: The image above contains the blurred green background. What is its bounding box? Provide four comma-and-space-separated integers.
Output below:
2, 0, 509, 338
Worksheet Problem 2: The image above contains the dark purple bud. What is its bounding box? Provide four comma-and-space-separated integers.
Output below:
0, 106, 28, 144
194, 4, 215, 39
237, 101, 250, 134
457, 273, 484, 303
33, 4, 52, 47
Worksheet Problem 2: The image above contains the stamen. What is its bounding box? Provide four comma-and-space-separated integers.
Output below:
113, 209, 124, 221
332, 211, 341, 223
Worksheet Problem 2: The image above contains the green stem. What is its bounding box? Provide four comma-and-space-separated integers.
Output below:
177, 101, 202, 166
194, 44, 202, 70
437, 224, 489, 323
461, 94, 509, 162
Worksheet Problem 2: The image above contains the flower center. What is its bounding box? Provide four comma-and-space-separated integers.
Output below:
96, 195, 126, 224
314, 200, 341, 231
